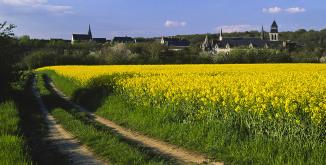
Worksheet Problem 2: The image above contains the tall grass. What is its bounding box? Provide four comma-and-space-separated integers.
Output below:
0, 101, 32, 164
96, 95, 326, 164
41, 70, 326, 164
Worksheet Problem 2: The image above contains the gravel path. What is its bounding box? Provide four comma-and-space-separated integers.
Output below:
32, 76, 107, 165
45, 75, 223, 165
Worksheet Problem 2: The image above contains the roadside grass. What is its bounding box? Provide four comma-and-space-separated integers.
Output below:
37, 73, 175, 165
40, 70, 326, 165
0, 101, 32, 164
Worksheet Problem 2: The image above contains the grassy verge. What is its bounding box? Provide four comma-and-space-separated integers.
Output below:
41, 70, 326, 164
0, 101, 32, 165
37, 73, 174, 165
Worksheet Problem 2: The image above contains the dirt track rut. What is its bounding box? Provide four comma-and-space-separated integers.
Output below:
32, 76, 107, 165
45, 75, 223, 165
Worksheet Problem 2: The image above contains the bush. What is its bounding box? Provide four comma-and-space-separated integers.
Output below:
214, 48, 291, 63
101, 44, 138, 64
24, 49, 57, 69
320, 56, 326, 63
198, 52, 214, 63
23, 48, 103, 69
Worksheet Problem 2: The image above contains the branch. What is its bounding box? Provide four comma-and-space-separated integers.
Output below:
0, 21, 16, 37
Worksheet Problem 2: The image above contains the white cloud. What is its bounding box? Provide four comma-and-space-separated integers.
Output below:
215, 25, 259, 33
43, 5, 72, 14
263, 6, 282, 14
263, 6, 306, 14
285, 7, 306, 14
0, 0, 72, 14
2, 0, 46, 6
164, 20, 187, 28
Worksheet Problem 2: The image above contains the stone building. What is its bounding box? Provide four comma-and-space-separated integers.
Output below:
111, 36, 136, 44
160, 37, 190, 51
71, 25, 107, 44
201, 20, 286, 53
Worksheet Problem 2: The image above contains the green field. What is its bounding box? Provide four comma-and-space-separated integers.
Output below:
36, 64, 326, 165
0, 64, 325, 165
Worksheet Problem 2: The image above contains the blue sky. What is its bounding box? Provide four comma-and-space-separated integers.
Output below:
0, 0, 325, 39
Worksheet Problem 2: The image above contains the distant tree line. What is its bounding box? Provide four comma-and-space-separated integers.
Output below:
10, 34, 326, 67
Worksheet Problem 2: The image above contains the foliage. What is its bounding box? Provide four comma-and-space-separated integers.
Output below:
101, 43, 135, 64
0, 21, 16, 38
214, 48, 291, 63
23, 48, 101, 69
0, 21, 19, 90
127, 42, 166, 64
15, 28, 326, 68
2, 19, 326, 76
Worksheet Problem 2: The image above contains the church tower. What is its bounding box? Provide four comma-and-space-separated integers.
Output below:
203, 35, 209, 46
261, 26, 265, 40
269, 20, 279, 41
219, 29, 223, 41
88, 24, 93, 40
201, 35, 210, 51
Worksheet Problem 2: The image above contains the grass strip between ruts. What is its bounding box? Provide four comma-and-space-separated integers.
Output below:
37, 74, 173, 165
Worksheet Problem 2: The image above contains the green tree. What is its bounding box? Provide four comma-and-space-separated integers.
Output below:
0, 21, 16, 37
0, 21, 17, 90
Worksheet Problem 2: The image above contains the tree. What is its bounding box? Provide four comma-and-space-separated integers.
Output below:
18, 35, 31, 46
0, 21, 17, 90
0, 21, 16, 38
101, 43, 133, 64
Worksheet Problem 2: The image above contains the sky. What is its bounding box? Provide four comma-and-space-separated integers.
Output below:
0, 0, 325, 39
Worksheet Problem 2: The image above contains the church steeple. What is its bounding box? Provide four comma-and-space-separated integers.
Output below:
88, 24, 92, 39
269, 20, 279, 41
261, 26, 265, 40
219, 29, 223, 41
271, 20, 278, 31
204, 35, 209, 44
201, 35, 210, 51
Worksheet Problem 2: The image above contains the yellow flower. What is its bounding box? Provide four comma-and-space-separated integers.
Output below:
36, 64, 326, 125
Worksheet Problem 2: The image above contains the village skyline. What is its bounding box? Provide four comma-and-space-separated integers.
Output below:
0, 0, 325, 39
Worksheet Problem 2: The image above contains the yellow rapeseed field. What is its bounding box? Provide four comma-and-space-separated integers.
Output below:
37, 64, 326, 124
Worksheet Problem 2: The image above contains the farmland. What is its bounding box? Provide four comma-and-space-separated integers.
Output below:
37, 64, 326, 164
2, 2, 326, 164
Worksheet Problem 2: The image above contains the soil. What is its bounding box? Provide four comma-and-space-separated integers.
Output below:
32, 76, 107, 165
